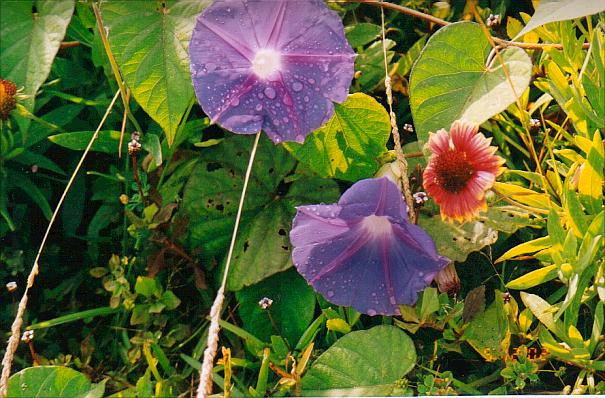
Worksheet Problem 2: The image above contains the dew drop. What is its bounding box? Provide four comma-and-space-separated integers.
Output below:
327, 290, 334, 298
283, 96, 293, 106
264, 87, 276, 99
292, 81, 303, 92
255, 103, 263, 111
257, 92, 264, 99
308, 78, 315, 84
303, 96, 310, 103
230, 97, 240, 106
367, 309, 377, 316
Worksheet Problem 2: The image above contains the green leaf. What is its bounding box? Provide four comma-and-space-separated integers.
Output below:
464, 291, 509, 362
101, 0, 209, 145
420, 206, 533, 262
345, 23, 381, 48
181, 135, 339, 290
0, 0, 75, 131
236, 269, 316, 347
578, 130, 604, 214
495, 236, 551, 263
409, 22, 532, 145
135, 276, 161, 298
354, 40, 395, 91
161, 290, 181, 310
506, 264, 560, 290
520, 292, 567, 342
7, 171, 53, 220
302, 325, 416, 396
284, 93, 391, 182
418, 287, 440, 321
48, 130, 125, 153
516, 0, 605, 38
7, 366, 104, 398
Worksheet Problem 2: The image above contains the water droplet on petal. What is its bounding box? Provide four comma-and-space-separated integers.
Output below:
367, 309, 377, 316
292, 82, 303, 92
303, 96, 310, 103
255, 104, 262, 111
327, 290, 334, 298
264, 87, 276, 99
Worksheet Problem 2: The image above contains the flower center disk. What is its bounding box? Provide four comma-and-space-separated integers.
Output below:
361, 215, 392, 238
433, 150, 475, 193
251, 48, 281, 80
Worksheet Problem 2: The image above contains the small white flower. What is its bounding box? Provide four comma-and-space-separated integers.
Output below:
6, 281, 17, 293
258, 297, 273, 310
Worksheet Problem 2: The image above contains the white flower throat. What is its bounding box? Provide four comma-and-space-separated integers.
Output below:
251, 48, 281, 79
361, 215, 392, 238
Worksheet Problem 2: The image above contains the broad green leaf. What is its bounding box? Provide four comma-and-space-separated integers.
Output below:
284, 93, 390, 182
506, 264, 559, 290
420, 206, 533, 262
418, 287, 439, 321
7, 366, 104, 398
236, 269, 316, 346
409, 22, 531, 145
495, 236, 551, 263
101, 1, 209, 145
181, 135, 339, 290
302, 325, 416, 396
516, 0, 605, 38
48, 130, 125, 153
345, 23, 381, 48
0, 0, 74, 132
520, 292, 567, 342
464, 291, 509, 361
7, 171, 52, 220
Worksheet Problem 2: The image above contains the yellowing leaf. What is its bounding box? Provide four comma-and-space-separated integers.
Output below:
493, 182, 552, 210
506, 265, 559, 290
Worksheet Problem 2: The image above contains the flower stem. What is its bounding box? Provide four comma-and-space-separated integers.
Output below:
196, 132, 262, 398
0, 89, 121, 397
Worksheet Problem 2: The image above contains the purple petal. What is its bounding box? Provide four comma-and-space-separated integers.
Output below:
338, 178, 409, 221
290, 178, 450, 315
189, 0, 355, 144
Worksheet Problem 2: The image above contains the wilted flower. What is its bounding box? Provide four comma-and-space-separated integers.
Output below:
290, 177, 449, 315
423, 120, 505, 222
189, 0, 355, 143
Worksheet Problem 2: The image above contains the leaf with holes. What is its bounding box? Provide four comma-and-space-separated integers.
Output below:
236, 269, 316, 346
101, 0, 209, 145
181, 135, 339, 290
419, 206, 534, 262
302, 325, 416, 396
0, 0, 74, 132
463, 290, 510, 361
409, 22, 532, 145
284, 93, 391, 182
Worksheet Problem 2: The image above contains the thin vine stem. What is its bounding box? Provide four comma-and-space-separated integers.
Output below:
379, 0, 416, 223
0, 89, 121, 397
340, 0, 590, 50
196, 131, 262, 398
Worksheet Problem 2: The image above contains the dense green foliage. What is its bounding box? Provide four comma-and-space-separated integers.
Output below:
1, 0, 604, 396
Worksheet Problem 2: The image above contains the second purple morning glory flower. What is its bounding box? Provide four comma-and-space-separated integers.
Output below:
189, 0, 356, 144
290, 178, 450, 315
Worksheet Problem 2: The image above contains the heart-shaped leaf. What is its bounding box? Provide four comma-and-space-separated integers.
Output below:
516, 0, 605, 38
7, 366, 105, 398
181, 135, 339, 290
302, 325, 416, 396
0, 0, 75, 132
284, 93, 391, 182
236, 269, 316, 346
409, 22, 532, 145
101, 1, 209, 145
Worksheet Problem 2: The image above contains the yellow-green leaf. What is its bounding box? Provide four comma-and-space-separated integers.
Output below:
506, 265, 559, 290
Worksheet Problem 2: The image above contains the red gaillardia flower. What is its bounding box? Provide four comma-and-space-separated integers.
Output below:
423, 120, 505, 222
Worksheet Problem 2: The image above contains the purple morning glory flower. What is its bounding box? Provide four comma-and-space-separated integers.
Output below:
189, 0, 355, 144
290, 178, 450, 316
